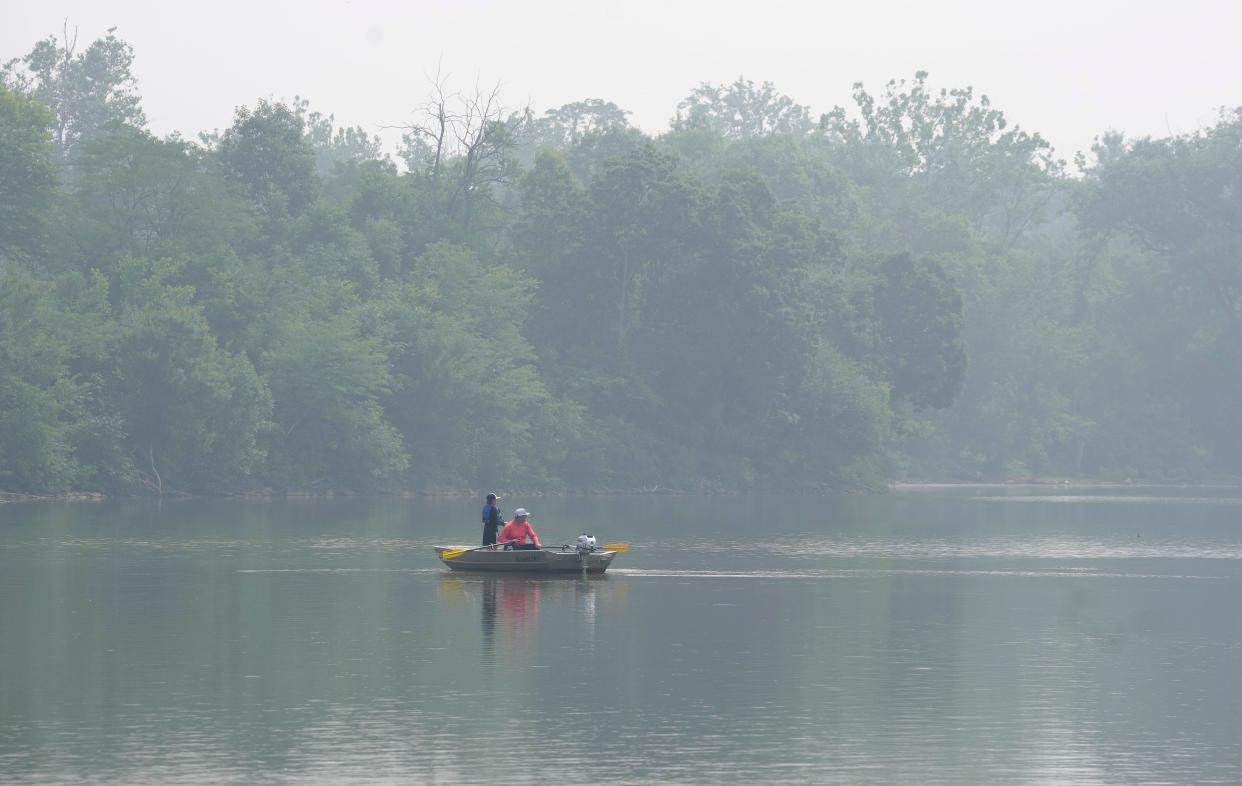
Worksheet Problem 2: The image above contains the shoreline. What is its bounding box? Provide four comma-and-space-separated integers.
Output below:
0, 491, 107, 504
889, 480, 1242, 491
6, 479, 1242, 504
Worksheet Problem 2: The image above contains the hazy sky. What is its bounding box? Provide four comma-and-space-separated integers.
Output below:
4, 0, 1240, 161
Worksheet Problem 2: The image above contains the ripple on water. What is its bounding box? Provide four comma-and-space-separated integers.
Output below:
637, 536, 1242, 561
970, 495, 1242, 505
5, 496, 1242, 785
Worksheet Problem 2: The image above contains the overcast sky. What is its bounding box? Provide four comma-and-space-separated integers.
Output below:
4, 0, 1240, 161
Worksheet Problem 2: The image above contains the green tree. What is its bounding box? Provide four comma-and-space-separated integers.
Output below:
532, 99, 631, 147
1075, 113, 1242, 474
373, 243, 575, 487
0, 84, 57, 264
217, 100, 318, 216
818, 71, 1061, 251
673, 78, 814, 140
0, 270, 83, 490
71, 125, 253, 262
790, 342, 893, 488
860, 253, 966, 410
108, 257, 272, 493
576, 144, 703, 367
1078, 117, 1242, 334
1, 26, 145, 159
510, 148, 586, 284
260, 288, 406, 491
112, 310, 270, 493
635, 172, 811, 446
338, 159, 416, 276
292, 96, 386, 176
516, 99, 645, 182
67, 124, 261, 346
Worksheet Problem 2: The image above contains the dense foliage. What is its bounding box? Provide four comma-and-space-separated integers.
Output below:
2, 33, 1239, 494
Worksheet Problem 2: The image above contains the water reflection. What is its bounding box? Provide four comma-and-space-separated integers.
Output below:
4, 495, 1242, 785
437, 573, 615, 664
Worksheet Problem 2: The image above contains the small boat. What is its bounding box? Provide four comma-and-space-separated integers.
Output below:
433, 544, 619, 573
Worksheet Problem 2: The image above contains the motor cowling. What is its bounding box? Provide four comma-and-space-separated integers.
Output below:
576, 533, 597, 555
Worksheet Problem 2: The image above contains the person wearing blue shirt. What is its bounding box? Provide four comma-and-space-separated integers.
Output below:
481, 493, 504, 547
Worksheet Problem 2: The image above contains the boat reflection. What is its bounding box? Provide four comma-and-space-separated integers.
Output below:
437, 573, 620, 663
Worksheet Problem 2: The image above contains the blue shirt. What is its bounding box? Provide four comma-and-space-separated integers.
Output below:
482, 503, 502, 527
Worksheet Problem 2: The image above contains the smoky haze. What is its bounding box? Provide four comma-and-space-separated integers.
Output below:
1, 2, 1241, 495
3, 0, 1240, 160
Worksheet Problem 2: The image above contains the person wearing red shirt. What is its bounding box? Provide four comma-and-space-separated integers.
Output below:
497, 508, 541, 550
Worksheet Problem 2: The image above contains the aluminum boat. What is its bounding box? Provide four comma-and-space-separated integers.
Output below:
433, 545, 618, 573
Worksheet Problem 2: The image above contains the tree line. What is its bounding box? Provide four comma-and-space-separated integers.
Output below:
2, 29, 1239, 495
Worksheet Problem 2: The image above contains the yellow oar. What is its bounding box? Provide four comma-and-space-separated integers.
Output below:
603, 543, 629, 552
441, 544, 493, 560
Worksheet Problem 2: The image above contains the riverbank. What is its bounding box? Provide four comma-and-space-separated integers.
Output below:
8, 479, 1240, 504
0, 485, 725, 503
0, 491, 107, 504
892, 480, 1127, 490
890, 480, 1242, 491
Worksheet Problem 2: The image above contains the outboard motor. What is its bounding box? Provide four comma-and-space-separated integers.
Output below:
576, 533, 598, 556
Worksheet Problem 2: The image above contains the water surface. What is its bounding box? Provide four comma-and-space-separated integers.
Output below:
2, 490, 1240, 784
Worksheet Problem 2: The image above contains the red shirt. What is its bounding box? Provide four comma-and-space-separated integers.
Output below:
498, 519, 540, 547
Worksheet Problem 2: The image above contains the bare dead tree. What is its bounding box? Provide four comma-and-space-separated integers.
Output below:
53, 21, 80, 154
390, 71, 526, 233
451, 80, 506, 231
395, 66, 456, 198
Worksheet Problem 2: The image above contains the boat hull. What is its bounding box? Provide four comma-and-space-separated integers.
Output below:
434, 546, 617, 573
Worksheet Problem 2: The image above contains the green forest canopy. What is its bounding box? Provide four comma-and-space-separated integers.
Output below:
2, 30, 1240, 495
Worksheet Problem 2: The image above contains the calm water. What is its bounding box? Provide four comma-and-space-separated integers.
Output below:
2, 489, 1241, 784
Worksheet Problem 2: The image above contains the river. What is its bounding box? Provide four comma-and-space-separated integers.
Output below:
2, 488, 1240, 784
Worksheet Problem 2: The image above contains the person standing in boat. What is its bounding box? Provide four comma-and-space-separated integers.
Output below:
497, 508, 541, 550
481, 493, 504, 547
